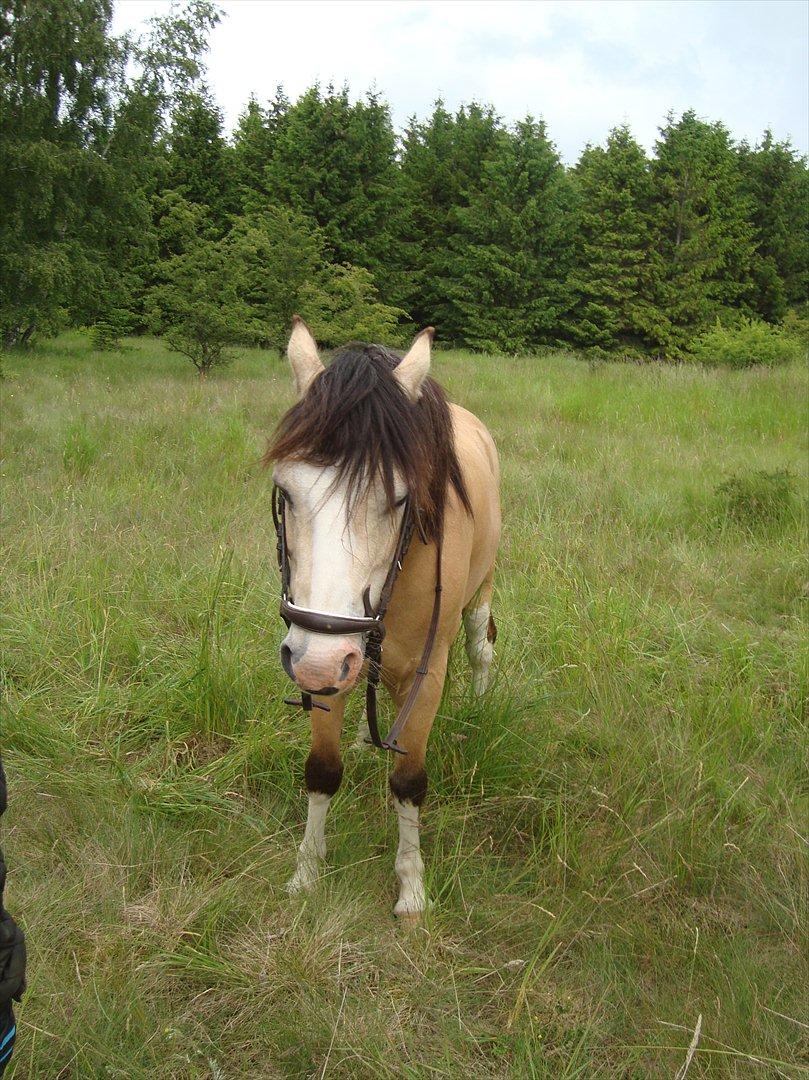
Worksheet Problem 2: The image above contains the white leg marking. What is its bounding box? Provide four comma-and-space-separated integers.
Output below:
463, 604, 494, 697
286, 792, 330, 893
393, 797, 426, 917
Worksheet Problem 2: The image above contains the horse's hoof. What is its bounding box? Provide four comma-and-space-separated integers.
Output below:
286, 870, 317, 895
394, 908, 424, 927
394, 893, 426, 924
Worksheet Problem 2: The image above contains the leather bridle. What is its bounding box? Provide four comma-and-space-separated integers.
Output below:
272, 484, 443, 754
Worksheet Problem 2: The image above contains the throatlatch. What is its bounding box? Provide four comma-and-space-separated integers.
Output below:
272, 485, 442, 754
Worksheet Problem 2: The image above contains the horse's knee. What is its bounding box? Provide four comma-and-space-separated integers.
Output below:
305, 752, 343, 796
389, 767, 428, 807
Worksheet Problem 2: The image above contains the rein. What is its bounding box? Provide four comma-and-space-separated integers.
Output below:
272, 485, 442, 755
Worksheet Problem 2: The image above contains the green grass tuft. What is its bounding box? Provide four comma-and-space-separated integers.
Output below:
711, 468, 801, 531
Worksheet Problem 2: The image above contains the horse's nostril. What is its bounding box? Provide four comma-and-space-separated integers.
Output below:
339, 648, 362, 683
280, 643, 296, 680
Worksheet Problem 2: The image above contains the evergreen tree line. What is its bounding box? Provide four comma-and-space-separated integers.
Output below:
2, 0, 807, 359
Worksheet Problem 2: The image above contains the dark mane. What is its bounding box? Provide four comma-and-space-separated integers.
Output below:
264, 343, 471, 541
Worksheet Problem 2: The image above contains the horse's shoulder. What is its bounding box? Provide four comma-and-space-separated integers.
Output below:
449, 402, 499, 481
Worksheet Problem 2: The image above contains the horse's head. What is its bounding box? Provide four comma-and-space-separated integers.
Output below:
267, 318, 436, 696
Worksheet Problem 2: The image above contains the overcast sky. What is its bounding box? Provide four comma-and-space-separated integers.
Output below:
112, 0, 808, 162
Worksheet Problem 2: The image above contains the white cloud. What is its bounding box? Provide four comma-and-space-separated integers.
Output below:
112, 0, 808, 160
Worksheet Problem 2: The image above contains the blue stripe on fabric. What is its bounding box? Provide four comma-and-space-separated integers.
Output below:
0, 1026, 15, 1051
0, 1044, 13, 1066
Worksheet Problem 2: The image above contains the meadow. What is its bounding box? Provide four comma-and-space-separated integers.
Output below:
1, 333, 807, 1078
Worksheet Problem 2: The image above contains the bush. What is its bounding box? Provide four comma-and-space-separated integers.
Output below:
781, 304, 809, 351
147, 240, 252, 377
89, 321, 123, 351
712, 469, 798, 529
692, 318, 802, 368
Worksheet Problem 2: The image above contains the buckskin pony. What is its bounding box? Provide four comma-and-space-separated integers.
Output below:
266, 318, 501, 919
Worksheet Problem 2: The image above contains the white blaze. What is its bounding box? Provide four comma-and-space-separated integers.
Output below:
275, 461, 405, 686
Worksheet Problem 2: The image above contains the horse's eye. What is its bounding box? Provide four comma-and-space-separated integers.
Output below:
277, 486, 294, 508
394, 494, 408, 509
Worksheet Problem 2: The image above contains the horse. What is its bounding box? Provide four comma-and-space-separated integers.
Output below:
265, 318, 501, 919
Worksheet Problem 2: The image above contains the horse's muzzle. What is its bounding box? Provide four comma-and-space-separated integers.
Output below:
280, 637, 364, 696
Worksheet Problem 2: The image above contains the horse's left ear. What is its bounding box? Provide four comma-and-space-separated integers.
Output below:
287, 315, 324, 397
394, 327, 434, 402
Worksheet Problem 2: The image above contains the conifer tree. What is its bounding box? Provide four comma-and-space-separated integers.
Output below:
231, 88, 290, 211
397, 101, 505, 338
569, 125, 667, 352
165, 87, 234, 234
299, 265, 408, 347
738, 131, 809, 319
448, 118, 578, 352
651, 111, 756, 349
231, 96, 273, 205
227, 206, 326, 350
262, 86, 401, 293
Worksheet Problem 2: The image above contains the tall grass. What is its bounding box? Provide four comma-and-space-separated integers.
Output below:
1, 333, 807, 1077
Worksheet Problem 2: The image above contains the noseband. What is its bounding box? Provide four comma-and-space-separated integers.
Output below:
272, 485, 443, 754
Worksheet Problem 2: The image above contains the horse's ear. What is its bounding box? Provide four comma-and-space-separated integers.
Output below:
287, 316, 324, 397
394, 327, 434, 402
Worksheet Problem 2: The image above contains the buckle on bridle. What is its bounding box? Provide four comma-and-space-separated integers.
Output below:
363, 735, 407, 754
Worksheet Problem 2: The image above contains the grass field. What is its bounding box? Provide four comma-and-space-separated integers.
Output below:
1, 333, 807, 1078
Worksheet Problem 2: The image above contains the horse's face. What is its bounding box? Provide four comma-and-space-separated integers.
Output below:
272, 459, 407, 694
271, 317, 432, 696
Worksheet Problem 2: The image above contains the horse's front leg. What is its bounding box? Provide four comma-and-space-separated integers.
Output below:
287, 697, 345, 893
388, 653, 448, 920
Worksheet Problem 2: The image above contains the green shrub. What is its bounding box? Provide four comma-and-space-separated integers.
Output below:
89, 321, 123, 351
147, 239, 250, 377
692, 317, 802, 368
712, 469, 798, 529
781, 303, 809, 351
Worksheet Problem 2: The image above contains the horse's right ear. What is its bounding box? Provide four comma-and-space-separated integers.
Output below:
394, 326, 434, 402
287, 316, 324, 397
